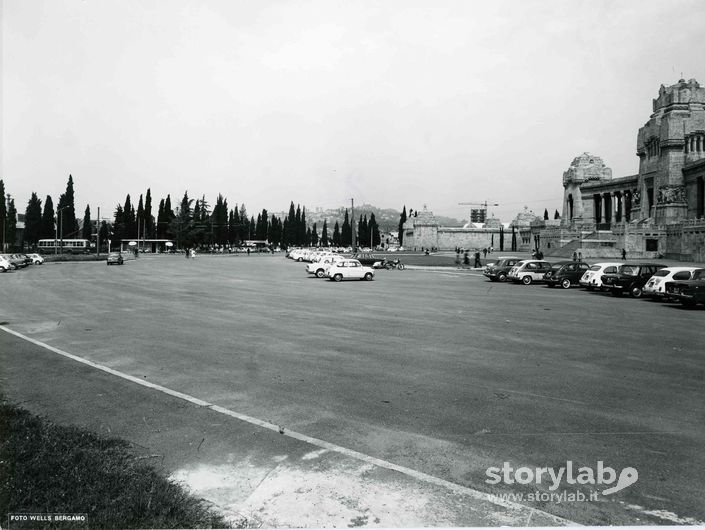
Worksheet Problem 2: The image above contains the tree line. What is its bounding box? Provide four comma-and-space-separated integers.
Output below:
4, 175, 394, 251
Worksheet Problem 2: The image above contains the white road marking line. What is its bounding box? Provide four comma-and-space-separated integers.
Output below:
1, 325, 576, 526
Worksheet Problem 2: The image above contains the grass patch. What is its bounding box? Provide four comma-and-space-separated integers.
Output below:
0, 397, 232, 529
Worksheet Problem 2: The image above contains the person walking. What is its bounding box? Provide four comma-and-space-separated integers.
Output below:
455, 251, 461, 268
463, 251, 470, 267
621, 248, 627, 260
474, 250, 481, 268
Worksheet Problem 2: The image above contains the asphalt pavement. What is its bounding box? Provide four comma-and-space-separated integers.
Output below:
1, 254, 704, 526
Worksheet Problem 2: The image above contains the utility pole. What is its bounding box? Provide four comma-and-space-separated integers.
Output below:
96, 207, 100, 258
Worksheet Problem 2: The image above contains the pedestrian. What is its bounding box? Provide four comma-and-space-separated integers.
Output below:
463, 251, 470, 267
474, 250, 481, 268
185, 247, 189, 259
572, 251, 578, 261
247, 247, 251, 256
483, 248, 487, 258
455, 251, 461, 268
578, 251, 582, 261
621, 248, 627, 260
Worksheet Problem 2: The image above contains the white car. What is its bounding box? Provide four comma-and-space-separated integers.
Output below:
326, 259, 375, 282
643, 267, 701, 300
27, 253, 45, 264
0, 255, 12, 272
507, 260, 552, 285
579, 262, 622, 290
306, 255, 345, 277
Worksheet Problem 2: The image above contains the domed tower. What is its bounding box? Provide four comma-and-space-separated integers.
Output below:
637, 78, 705, 223
561, 153, 612, 227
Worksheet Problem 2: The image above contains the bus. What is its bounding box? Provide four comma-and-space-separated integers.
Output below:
37, 239, 92, 254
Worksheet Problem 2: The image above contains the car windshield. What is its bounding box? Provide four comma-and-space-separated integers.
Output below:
692, 269, 705, 280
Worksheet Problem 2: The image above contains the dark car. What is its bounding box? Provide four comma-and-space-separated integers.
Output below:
107, 252, 124, 265
12, 254, 32, 267
665, 268, 705, 307
483, 256, 521, 282
545, 261, 591, 289
601, 263, 668, 298
351, 252, 378, 267
2, 254, 27, 269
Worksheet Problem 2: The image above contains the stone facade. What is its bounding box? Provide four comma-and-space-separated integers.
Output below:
546, 79, 705, 261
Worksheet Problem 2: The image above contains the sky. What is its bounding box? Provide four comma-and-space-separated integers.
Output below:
3, 0, 705, 223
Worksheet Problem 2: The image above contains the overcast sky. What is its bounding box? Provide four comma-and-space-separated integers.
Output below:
3, 0, 705, 222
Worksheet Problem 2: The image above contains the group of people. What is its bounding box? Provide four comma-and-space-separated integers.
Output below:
455, 248, 484, 268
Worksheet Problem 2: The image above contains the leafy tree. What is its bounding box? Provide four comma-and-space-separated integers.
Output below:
82, 205, 92, 240
24, 193, 43, 247
398, 205, 407, 246
99, 221, 111, 249
112, 205, 125, 248
122, 194, 136, 240
358, 215, 369, 247
40, 195, 56, 240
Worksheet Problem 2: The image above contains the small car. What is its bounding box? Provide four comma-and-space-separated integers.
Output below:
0, 255, 12, 272
643, 267, 701, 300
483, 256, 521, 282
326, 259, 375, 282
545, 261, 591, 289
27, 253, 45, 264
579, 262, 622, 290
1, 254, 26, 269
601, 263, 669, 298
665, 269, 705, 307
107, 252, 124, 265
507, 260, 552, 285
307, 255, 345, 278
11, 254, 32, 267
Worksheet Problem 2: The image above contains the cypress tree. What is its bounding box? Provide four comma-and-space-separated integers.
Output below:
24, 193, 43, 247
333, 221, 341, 246
145, 189, 153, 238
0, 181, 6, 249
321, 220, 328, 246
82, 205, 92, 241
5, 198, 17, 249
554, 209, 561, 219
544, 208, 549, 220
57, 174, 79, 238
341, 209, 351, 246
398, 205, 407, 246
40, 195, 55, 240
156, 199, 165, 239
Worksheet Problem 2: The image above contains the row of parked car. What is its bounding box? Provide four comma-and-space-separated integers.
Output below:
0, 253, 44, 272
483, 257, 705, 307
287, 249, 376, 281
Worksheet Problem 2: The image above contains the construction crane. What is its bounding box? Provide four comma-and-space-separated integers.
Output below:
458, 201, 499, 223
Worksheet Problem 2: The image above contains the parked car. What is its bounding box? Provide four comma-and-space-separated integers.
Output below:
1, 254, 26, 269
12, 254, 32, 267
545, 261, 591, 288
350, 252, 379, 267
643, 267, 701, 300
579, 262, 622, 290
0, 255, 12, 272
601, 263, 669, 298
27, 253, 45, 264
306, 255, 345, 278
483, 256, 521, 282
326, 259, 375, 282
664, 268, 705, 307
107, 252, 124, 265
507, 260, 552, 285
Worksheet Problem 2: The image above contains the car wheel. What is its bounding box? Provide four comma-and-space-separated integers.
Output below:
315, 269, 325, 278
561, 279, 571, 289
333, 273, 343, 282
397, 263, 405, 270
364, 272, 373, 281
297, 257, 303, 262
522, 276, 532, 285
497, 272, 507, 282
630, 286, 643, 298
